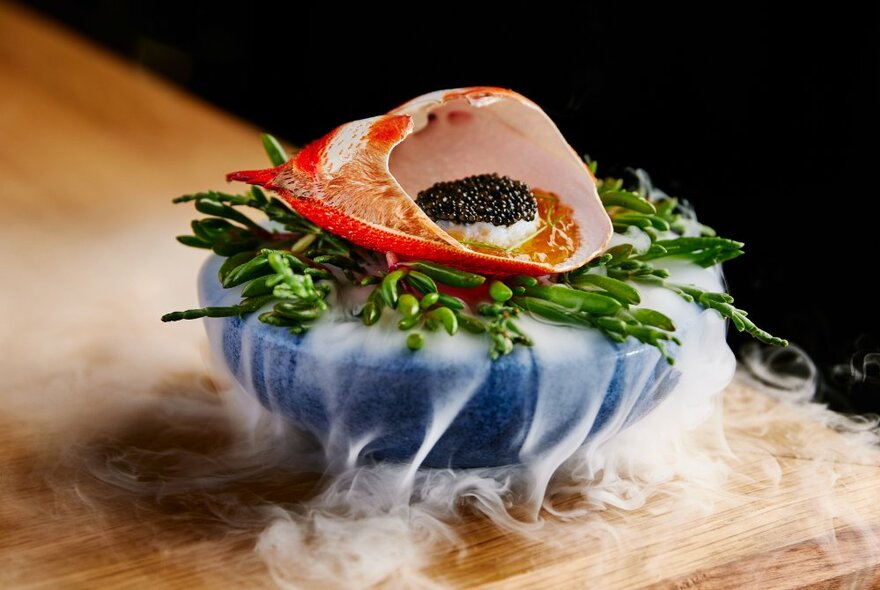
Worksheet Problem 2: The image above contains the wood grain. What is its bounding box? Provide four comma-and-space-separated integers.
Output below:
1, 3, 879, 588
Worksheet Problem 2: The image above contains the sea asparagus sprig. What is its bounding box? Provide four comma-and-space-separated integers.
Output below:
162, 248, 331, 334
163, 135, 786, 361
568, 243, 787, 347
636, 275, 787, 347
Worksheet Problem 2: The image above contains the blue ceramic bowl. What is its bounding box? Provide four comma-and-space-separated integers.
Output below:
199, 256, 717, 468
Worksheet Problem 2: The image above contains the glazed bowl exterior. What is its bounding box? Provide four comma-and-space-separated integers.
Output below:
197, 257, 729, 468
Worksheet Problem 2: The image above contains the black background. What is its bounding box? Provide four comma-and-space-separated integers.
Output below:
23, 2, 880, 412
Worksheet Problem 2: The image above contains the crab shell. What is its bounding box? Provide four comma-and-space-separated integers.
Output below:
227, 87, 613, 276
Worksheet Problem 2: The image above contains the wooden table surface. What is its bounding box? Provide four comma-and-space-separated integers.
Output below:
2, 3, 880, 588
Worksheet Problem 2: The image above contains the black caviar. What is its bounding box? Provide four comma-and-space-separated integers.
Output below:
415, 173, 538, 226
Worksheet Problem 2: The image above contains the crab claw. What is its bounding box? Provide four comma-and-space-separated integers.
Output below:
228, 87, 612, 276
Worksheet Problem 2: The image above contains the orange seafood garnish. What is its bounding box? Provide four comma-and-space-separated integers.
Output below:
228, 87, 612, 276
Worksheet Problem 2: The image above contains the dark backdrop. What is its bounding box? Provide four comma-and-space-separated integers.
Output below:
23, 2, 880, 412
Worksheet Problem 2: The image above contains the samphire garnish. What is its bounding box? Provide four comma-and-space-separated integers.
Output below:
163, 134, 787, 363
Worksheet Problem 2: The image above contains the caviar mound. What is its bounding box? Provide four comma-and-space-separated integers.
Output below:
227, 87, 613, 276
416, 173, 537, 226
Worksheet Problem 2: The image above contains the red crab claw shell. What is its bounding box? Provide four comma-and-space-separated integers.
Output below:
228, 87, 612, 276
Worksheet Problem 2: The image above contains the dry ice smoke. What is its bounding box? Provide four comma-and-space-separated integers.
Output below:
3, 193, 879, 589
